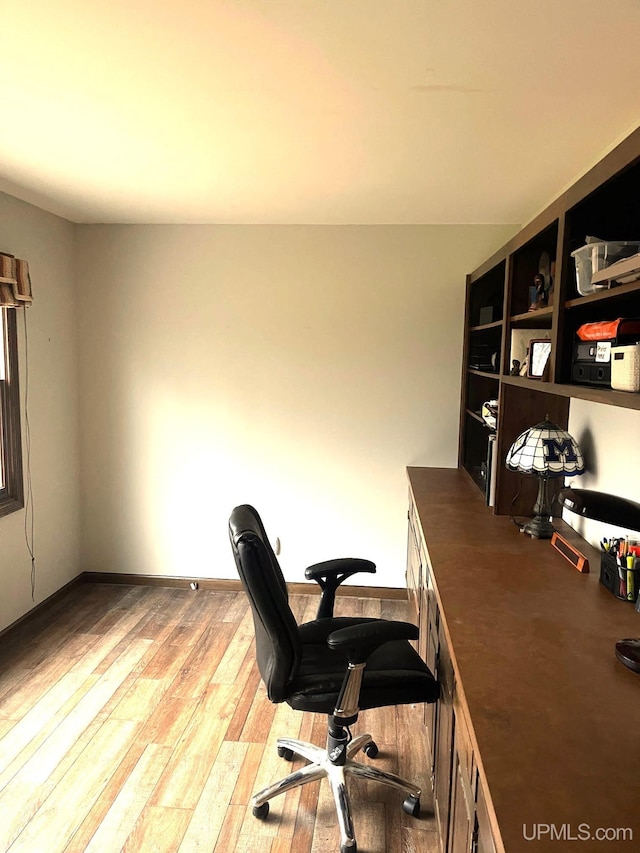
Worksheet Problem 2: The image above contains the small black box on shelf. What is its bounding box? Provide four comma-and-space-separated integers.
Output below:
478, 306, 494, 325
572, 341, 612, 386
571, 360, 611, 386
468, 343, 499, 371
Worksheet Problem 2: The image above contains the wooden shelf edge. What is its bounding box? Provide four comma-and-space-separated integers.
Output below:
468, 368, 500, 380
499, 375, 640, 410
465, 409, 484, 425
510, 306, 554, 324
564, 278, 640, 309
500, 375, 557, 393
552, 383, 640, 410
461, 463, 488, 498
465, 408, 498, 429
470, 319, 503, 332
469, 252, 507, 285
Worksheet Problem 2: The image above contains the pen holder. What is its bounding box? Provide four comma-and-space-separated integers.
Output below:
600, 550, 640, 603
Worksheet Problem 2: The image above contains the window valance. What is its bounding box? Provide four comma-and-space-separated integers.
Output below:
0, 253, 33, 308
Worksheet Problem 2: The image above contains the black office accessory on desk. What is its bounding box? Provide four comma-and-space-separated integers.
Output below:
558, 489, 640, 673
550, 532, 589, 572
557, 489, 640, 531
599, 545, 640, 602
615, 640, 640, 674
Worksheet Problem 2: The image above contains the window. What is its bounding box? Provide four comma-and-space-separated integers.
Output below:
0, 307, 23, 515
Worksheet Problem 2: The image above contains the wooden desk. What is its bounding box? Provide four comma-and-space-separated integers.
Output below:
407, 466, 640, 853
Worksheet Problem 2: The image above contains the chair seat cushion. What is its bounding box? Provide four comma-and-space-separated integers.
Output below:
298, 616, 379, 645
289, 617, 439, 714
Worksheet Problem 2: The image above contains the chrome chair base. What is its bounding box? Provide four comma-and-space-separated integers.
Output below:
251, 734, 422, 853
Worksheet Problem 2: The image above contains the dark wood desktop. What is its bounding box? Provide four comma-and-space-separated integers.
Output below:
407, 466, 640, 853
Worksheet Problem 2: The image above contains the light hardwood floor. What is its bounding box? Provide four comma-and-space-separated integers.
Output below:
0, 584, 439, 852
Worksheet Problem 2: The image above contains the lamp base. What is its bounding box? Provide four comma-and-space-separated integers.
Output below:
519, 474, 555, 539
521, 515, 555, 539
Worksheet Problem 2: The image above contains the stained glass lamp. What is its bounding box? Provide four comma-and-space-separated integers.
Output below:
505, 419, 585, 539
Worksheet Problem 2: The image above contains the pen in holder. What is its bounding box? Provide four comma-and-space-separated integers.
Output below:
600, 547, 640, 603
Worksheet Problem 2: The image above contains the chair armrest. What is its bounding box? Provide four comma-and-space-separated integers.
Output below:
327, 619, 418, 664
305, 558, 376, 582
327, 619, 420, 727
305, 558, 376, 620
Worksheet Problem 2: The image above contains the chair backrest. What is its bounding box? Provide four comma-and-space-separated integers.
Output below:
228, 505, 302, 703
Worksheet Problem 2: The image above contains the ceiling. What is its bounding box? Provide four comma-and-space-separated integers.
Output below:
1, 0, 640, 225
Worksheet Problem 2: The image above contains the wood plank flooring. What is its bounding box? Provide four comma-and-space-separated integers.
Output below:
0, 584, 439, 852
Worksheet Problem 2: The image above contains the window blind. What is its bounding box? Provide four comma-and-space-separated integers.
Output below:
0, 253, 33, 308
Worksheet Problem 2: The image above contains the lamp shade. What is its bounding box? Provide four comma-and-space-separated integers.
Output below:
557, 489, 640, 531
506, 419, 585, 477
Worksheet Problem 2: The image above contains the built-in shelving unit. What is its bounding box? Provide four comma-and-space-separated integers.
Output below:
459, 126, 640, 515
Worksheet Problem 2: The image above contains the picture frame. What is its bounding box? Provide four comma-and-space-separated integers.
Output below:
510, 329, 550, 366
527, 339, 552, 379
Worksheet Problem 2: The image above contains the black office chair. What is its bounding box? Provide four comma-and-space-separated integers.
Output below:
228, 504, 439, 853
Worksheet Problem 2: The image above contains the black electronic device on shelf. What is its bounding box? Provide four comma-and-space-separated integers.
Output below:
571, 318, 640, 387
468, 343, 498, 372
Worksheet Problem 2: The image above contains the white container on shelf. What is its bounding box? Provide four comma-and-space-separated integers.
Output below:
571, 240, 640, 295
611, 344, 640, 392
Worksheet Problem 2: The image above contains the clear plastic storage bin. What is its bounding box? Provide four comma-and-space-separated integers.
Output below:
571, 240, 640, 295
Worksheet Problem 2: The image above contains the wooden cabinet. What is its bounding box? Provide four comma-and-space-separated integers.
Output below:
474, 776, 497, 853
433, 617, 455, 850
449, 711, 475, 853
410, 485, 499, 853
421, 585, 438, 775
405, 500, 422, 623
407, 466, 640, 853
427, 604, 495, 853
459, 126, 640, 515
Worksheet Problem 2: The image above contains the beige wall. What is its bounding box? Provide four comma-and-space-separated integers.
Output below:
75, 224, 516, 588
1, 192, 636, 620
0, 193, 81, 632
566, 399, 640, 547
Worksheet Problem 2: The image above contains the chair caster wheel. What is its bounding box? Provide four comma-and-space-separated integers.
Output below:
362, 740, 378, 758
340, 843, 357, 853
253, 801, 269, 819
402, 795, 420, 817
277, 745, 294, 760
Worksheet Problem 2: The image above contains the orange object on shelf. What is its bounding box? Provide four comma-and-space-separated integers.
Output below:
576, 318, 640, 341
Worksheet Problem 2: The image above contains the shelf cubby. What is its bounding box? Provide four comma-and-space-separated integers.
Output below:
468, 261, 506, 327
509, 222, 559, 317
